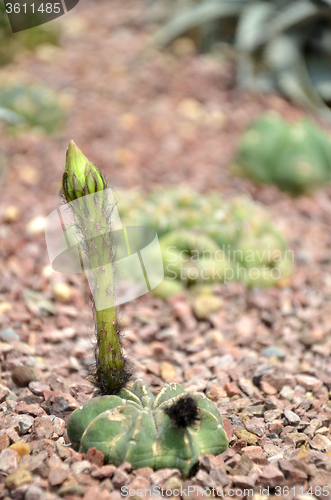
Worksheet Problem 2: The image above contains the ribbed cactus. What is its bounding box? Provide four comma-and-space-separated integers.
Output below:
234, 113, 331, 195
117, 185, 292, 297
67, 379, 228, 478
63, 143, 228, 475
0, 84, 67, 134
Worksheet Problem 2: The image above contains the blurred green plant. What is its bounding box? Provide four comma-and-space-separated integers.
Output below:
0, 146, 5, 182
0, 1, 60, 66
117, 186, 292, 298
234, 112, 331, 195
152, 0, 331, 121
0, 83, 67, 134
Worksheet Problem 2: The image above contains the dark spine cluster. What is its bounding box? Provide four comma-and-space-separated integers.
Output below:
165, 394, 200, 428
93, 335, 133, 395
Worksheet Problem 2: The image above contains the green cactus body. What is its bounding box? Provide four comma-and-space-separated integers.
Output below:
275, 122, 331, 193
0, 84, 66, 134
116, 185, 293, 294
197, 257, 233, 282
67, 380, 228, 477
235, 113, 331, 195
160, 230, 228, 285
152, 279, 185, 300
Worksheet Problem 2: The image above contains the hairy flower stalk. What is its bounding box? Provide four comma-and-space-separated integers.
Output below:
62, 141, 130, 395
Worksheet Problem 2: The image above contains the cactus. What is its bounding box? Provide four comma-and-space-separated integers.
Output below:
234, 112, 331, 195
0, 1, 60, 66
152, 279, 185, 300
62, 142, 228, 475
117, 185, 293, 295
0, 84, 67, 134
67, 379, 228, 478
152, 0, 331, 122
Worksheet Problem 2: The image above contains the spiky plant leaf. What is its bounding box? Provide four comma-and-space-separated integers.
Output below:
306, 53, 331, 101
236, 2, 273, 52
265, 33, 331, 121
266, 1, 322, 41
0, 106, 25, 125
151, 0, 331, 119
153, 0, 246, 48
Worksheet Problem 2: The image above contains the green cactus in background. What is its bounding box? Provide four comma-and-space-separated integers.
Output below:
0, 146, 5, 183
67, 379, 228, 478
63, 144, 228, 474
0, 84, 67, 134
234, 112, 331, 195
117, 185, 293, 297
0, 1, 60, 66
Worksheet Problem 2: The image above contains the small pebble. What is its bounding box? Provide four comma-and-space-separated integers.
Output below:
279, 386, 294, 400
58, 480, 85, 497
29, 381, 51, 396
6, 468, 34, 489
25, 485, 44, 500
160, 362, 177, 381
284, 409, 300, 425
0, 448, 18, 474
193, 295, 222, 320
53, 282, 72, 303
17, 415, 34, 434
12, 366, 39, 387
0, 328, 19, 342
262, 346, 285, 359
26, 216, 45, 235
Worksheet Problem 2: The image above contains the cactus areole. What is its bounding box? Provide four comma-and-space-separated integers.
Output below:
63, 142, 228, 476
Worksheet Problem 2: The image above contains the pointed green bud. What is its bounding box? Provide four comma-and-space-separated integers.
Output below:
62, 141, 107, 202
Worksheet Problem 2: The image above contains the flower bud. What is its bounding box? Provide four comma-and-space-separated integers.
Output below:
62, 141, 107, 202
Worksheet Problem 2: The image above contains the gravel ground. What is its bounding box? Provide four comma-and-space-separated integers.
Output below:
2, 0, 331, 499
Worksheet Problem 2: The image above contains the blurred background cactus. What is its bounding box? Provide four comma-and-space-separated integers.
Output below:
0, 145, 5, 182
0, 1, 61, 66
151, 0, 331, 121
0, 83, 68, 134
117, 186, 292, 298
234, 112, 331, 195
